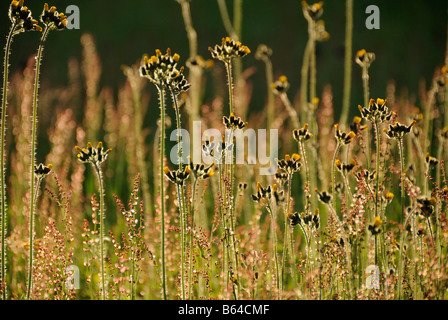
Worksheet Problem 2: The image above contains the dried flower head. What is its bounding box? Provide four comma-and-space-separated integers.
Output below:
293, 123, 313, 142
252, 182, 272, 203
208, 37, 250, 64
9, 0, 42, 32
368, 217, 382, 236
288, 210, 319, 229
40, 3, 67, 30
272, 184, 285, 204
384, 120, 416, 140
355, 169, 376, 182
302, 1, 324, 20
335, 159, 357, 175
315, 188, 331, 204
425, 153, 439, 168
163, 166, 191, 186
34, 163, 52, 178
277, 154, 302, 174
223, 113, 247, 130
355, 49, 375, 69
188, 157, 215, 180
140, 49, 190, 93
358, 98, 393, 123
75, 142, 112, 166
271, 75, 289, 95
255, 44, 273, 62
417, 196, 436, 218
350, 116, 368, 133
334, 124, 356, 145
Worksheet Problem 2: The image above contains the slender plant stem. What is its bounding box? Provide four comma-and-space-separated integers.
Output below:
93, 163, 106, 300
26, 26, 50, 300
266, 202, 281, 300
340, 0, 353, 127
362, 67, 371, 168
332, 143, 341, 213
398, 139, 406, 224
1, 22, 17, 300
158, 87, 167, 300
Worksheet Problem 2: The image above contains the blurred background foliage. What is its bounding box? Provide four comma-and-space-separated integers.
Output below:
2, 0, 446, 123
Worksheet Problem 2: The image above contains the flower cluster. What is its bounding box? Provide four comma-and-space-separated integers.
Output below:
163, 166, 191, 186
384, 121, 416, 140
315, 188, 331, 204
188, 158, 215, 180
209, 37, 251, 64
417, 196, 436, 218
335, 159, 357, 175
75, 142, 112, 166
288, 210, 319, 229
140, 49, 190, 93
334, 124, 356, 145
355, 169, 376, 183
358, 98, 393, 123
223, 113, 247, 130
9, 0, 41, 32
355, 49, 375, 69
271, 75, 289, 95
277, 154, 302, 174
350, 116, 368, 133
293, 123, 313, 142
40, 3, 67, 30
425, 153, 439, 168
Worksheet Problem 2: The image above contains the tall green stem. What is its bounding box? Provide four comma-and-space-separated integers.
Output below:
26, 26, 50, 300
93, 163, 106, 300
1, 23, 17, 300
332, 143, 341, 212
340, 0, 353, 127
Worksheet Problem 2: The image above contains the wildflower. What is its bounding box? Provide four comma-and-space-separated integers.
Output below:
355, 169, 376, 182
40, 3, 67, 30
441, 127, 448, 140
368, 217, 382, 236
417, 196, 436, 218
223, 113, 247, 130
384, 192, 394, 205
350, 116, 368, 133
186, 55, 214, 70
288, 210, 319, 229
34, 163, 52, 178
140, 49, 190, 94
254, 44, 273, 62
301, 1, 324, 20
277, 154, 302, 174
208, 37, 250, 63
293, 123, 313, 142
272, 184, 285, 204
335, 159, 357, 175
315, 188, 331, 204
9, 0, 42, 32
252, 182, 272, 202
358, 98, 393, 123
384, 120, 416, 140
275, 168, 289, 183
163, 166, 191, 186
188, 157, 215, 180
75, 142, 112, 166
355, 49, 375, 69
334, 124, 356, 145
271, 75, 289, 95
425, 153, 439, 168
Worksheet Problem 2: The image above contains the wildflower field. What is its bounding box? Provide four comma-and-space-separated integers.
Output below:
1, 0, 448, 300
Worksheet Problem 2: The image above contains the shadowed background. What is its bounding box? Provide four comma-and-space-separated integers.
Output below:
2, 0, 446, 122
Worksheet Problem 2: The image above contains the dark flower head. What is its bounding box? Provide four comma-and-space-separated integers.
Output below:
358, 98, 393, 123
288, 210, 319, 229
368, 217, 382, 236
209, 37, 251, 63
40, 3, 67, 30
277, 154, 302, 174
75, 142, 112, 166
272, 184, 285, 205
271, 75, 289, 95
417, 196, 436, 218
293, 123, 313, 142
350, 116, 368, 133
34, 163, 52, 178
188, 157, 215, 180
252, 182, 272, 203
334, 124, 356, 145
335, 159, 357, 175
9, 0, 42, 32
355, 169, 376, 182
163, 166, 191, 186
425, 153, 439, 168
384, 120, 416, 140
315, 188, 331, 204
223, 113, 247, 130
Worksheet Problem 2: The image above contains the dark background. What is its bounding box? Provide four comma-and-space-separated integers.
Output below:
2, 0, 447, 120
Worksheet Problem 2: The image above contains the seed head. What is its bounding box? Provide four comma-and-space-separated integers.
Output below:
209, 37, 251, 64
